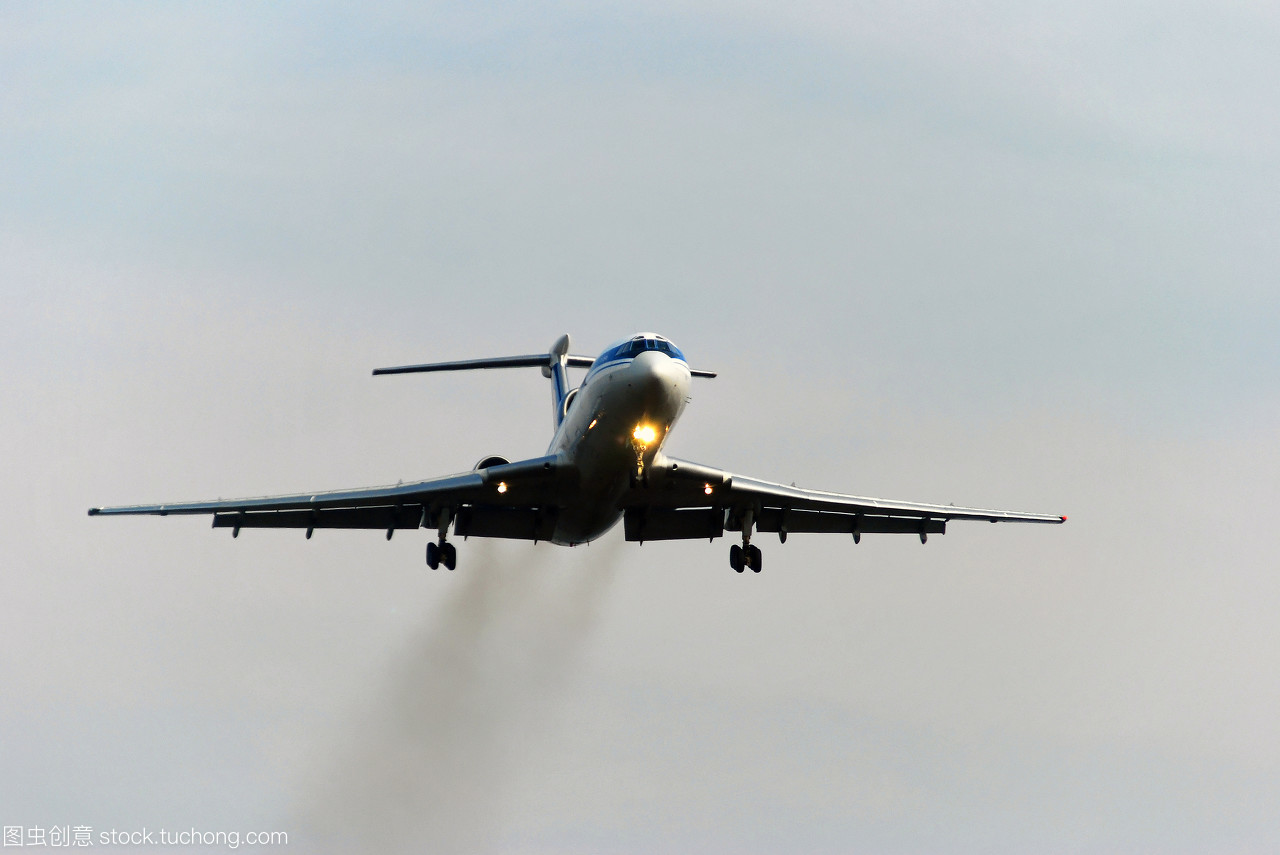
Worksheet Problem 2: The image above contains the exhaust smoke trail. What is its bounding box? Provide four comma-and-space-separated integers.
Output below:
299, 538, 621, 854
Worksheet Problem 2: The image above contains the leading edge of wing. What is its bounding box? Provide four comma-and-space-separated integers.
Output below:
660, 457, 1066, 523
87, 455, 563, 517
87, 473, 483, 517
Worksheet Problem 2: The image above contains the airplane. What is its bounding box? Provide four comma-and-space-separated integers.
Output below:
89, 333, 1065, 572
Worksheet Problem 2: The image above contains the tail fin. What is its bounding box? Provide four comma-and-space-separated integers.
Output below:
543, 334, 573, 428
373, 333, 593, 429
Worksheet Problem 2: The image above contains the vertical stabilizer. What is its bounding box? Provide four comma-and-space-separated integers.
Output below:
544, 334, 572, 428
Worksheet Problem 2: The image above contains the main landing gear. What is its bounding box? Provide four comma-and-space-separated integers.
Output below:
729, 543, 762, 573
729, 508, 763, 573
426, 540, 456, 571
426, 507, 457, 570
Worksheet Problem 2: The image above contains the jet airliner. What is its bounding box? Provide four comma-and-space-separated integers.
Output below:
90, 333, 1064, 571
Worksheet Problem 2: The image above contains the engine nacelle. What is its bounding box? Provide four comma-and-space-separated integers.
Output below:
561, 387, 579, 419
474, 455, 510, 471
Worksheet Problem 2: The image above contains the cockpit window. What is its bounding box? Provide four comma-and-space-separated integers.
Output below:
660, 339, 685, 361
590, 335, 687, 373
623, 338, 686, 361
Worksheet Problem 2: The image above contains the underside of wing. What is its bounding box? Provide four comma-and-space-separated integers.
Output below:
617, 456, 1065, 542
88, 455, 569, 536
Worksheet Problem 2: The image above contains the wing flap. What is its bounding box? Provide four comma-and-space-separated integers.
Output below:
212, 505, 425, 531
752, 509, 947, 536
727, 474, 1062, 522
630, 456, 1065, 537
454, 506, 559, 541
622, 507, 725, 542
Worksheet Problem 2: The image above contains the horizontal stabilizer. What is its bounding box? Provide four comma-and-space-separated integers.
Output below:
373, 354, 597, 375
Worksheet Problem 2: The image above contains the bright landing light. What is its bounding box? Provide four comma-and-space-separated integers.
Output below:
632, 424, 658, 446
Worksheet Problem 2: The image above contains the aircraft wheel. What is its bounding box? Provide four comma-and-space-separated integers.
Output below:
426, 541, 440, 570
442, 542, 457, 571
748, 544, 763, 573
729, 544, 744, 573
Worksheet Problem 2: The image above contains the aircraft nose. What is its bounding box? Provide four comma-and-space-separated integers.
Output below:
631, 349, 665, 371
631, 349, 669, 381
631, 349, 689, 397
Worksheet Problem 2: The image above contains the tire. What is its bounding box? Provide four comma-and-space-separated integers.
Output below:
729, 544, 744, 573
426, 541, 440, 569
749, 544, 763, 573
442, 542, 457, 571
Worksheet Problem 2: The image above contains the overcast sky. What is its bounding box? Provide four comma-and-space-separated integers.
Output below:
3, 2, 1278, 852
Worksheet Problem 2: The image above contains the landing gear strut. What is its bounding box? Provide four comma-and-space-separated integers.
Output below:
729, 509, 763, 573
426, 508, 457, 570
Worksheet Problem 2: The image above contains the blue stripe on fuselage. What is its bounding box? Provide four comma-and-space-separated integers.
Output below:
585, 356, 689, 381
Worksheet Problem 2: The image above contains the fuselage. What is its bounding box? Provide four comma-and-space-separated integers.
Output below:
544, 333, 692, 544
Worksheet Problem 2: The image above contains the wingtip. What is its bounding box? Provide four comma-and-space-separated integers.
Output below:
1060, 515, 1068, 522
88, 508, 100, 516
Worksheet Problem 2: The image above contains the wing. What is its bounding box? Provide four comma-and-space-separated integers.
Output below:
88, 455, 567, 537
619, 456, 1065, 542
